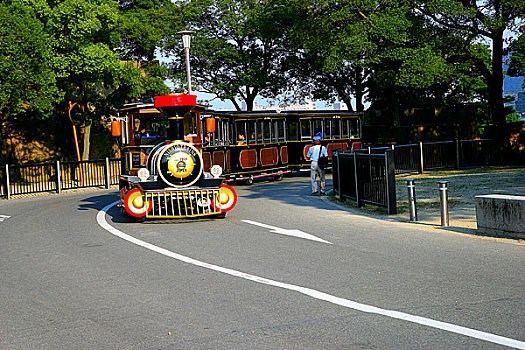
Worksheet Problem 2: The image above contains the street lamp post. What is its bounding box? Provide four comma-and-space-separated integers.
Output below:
177, 30, 196, 95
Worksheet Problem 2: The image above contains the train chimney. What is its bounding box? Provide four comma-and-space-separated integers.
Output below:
153, 94, 197, 141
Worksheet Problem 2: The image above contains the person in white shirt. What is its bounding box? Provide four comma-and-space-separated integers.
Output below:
307, 135, 328, 195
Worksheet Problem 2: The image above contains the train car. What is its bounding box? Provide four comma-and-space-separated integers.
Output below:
200, 110, 362, 183
114, 94, 237, 220
116, 100, 363, 188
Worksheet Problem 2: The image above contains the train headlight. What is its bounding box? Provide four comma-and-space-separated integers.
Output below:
210, 165, 223, 178
133, 196, 144, 208
137, 168, 150, 181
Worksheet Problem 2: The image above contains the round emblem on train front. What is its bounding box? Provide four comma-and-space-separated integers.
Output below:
167, 151, 195, 179
156, 142, 203, 188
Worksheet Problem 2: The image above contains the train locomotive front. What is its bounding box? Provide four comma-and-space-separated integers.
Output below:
118, 94, 237, 220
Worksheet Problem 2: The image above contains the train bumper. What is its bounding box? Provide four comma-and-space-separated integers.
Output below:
122, 185, 237, 219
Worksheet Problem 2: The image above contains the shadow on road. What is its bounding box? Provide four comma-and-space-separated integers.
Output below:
78, 191, 135, 224
233, 173, 339, 211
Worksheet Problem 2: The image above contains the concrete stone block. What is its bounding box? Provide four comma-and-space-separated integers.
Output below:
475, 194, 525, 239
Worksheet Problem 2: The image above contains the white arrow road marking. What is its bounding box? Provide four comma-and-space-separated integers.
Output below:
0, 215, 11, 223
97, 201, 525, 349
242, 219, 332, 244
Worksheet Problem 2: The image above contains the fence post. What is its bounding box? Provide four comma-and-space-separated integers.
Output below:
5, 164, 10, 200
335, 151, 341, 197
455, 139, 460, 170
406, 179, 417, 221
385, 150, 397, 214
353, 151, 360, 207
418, 141, 424, 174
105, 157, 110, 189
0, 166, 4, 199
56, 160, 61, 193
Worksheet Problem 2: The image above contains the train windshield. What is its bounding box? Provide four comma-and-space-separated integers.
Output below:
133, 116, 169, 145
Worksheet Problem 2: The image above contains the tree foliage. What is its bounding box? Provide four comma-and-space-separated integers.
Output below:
166, 0, 293, 111
508, 31, 525, 88
1, 0, 523, 161
0, 1, 60, 120
117, 0, 182, 61
413, 0, 525, 131
1, 0, 174, 161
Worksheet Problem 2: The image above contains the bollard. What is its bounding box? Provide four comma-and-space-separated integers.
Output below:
438, 180, 450, 227
406, 179, 417, 221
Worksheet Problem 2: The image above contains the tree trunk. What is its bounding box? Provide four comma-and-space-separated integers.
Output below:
489, 30, 506, 140
230, 99, 241, 111
82, 123, 91, 160
355, 87, 364, 113
245, 96, 255, 111
355, 67, 365, 112
388, 90, 400, 127
245, 86, 258, 111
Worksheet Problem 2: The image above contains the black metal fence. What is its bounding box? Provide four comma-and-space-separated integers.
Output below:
0, 158, 121, 199
332, 149, 397, 214
0, 139, 498, 202
364, 139, 496, 174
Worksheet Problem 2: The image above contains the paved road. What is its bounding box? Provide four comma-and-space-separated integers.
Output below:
0, 177, 523, 349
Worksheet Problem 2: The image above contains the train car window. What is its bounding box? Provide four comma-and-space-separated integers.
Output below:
288, 121, 299, 141
222, 119, 231, 145
342, 118, 349, 138
134, 117, 141, 134
215, 119, 222, 145
236, 121, 247, 145
121, 116, 129, 145
323, 119, 331, 139
247, 121, 256, 144
262, 120, 271, 143
276, 120, 285, 142
227, 121, 232, 143
300, 119, 312, 140
134, 117, 167, 145
313, 119, 323, 139
183, 112, 195, 137
216, 119, 223, 145
352, 119, 360, 138
332, 118, 341, 138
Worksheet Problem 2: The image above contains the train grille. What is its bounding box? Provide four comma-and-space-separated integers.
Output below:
144, 189, 222, 218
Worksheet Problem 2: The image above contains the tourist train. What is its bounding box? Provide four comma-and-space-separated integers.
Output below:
113, 94, 362, 220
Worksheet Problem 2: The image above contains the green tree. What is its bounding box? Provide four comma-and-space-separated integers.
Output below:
1, 0, 174, 161
363, 1, 490, 125
117, 0, 182, 61
507, 30, 525, 88
0, 1, 61, 162
0, 1, 60, 120
43, 0, 169, 159
414, 0, 525, 136
284, 0, 489, 119
281, 0, 376, 112
44, 0, 124, 159
167, 0, 291, 111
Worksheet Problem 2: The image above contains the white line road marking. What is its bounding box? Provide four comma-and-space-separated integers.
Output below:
97, 201, 525, 349
242, 219, 332, 244
0, 215, 11, 223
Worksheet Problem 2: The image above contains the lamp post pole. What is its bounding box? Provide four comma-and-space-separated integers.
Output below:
177, 30, 196, 95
